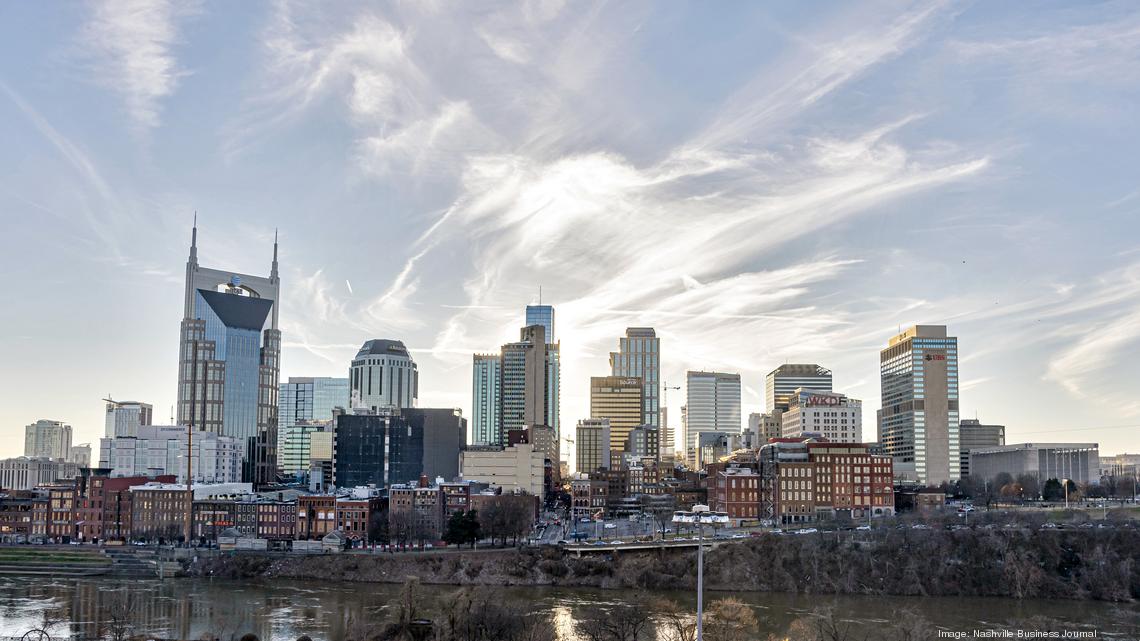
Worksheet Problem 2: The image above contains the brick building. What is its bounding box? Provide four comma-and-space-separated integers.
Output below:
296, 495, 336, 540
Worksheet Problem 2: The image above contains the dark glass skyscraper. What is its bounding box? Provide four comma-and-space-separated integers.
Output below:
524, 304, 555, 343
177, 221, 280, 487
333, 412, 422, 488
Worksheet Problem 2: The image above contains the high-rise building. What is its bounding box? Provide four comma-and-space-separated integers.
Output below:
624, 425, 659, 461
471, 354, 501, 445
104, 400, 153, 438
575, 418, 612, 474
499, 325, 558, 438
524, 305, 555, 343
177, 221, 281, 487
958, 418, 1005, 478
332, 411, 423, 489
278, 377, 349, 475
877, 325, 960, 486
781, 389, 862, 443
609, 327, 661, 439
98, 425, 242, 483
349, 340, 418, 411
589, 376, 643, 459
69, 444, 92, 468
684, 371, 742, 457
403, 408, 467, 482
24, 420, 72, 461
765, 364, 832, 412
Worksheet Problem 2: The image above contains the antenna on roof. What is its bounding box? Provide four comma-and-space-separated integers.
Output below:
539, 285, 542, 306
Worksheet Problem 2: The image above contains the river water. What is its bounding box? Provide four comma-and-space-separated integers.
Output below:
0, 576, 1136, 641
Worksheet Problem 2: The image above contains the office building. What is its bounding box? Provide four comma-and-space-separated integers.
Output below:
499, 325, 558, 437
471, 354, 502, 445
624, 425, 659, 461
748, 411, 783, 447
459, 443, 545, 498
958, 419, 1005, 478
98, 426, 242, 483
278, 377, 349, 475
765, 364, 832, 412
104, 400, 153, 438
403, 408, 467, 482
877, 325, 960, 486
970, 443, 1099, 486
69, 445, 91, 468
684, 371, 742, 456
609, 327, 661, 438
332, 410, 428, 488
350, 340, 418, 411
177, 221, 281, 486
590, 376, 644, 458
24, 420, 73, 461
575, 418, 612, 474
781, 390, 862, 442
525, 304, 555, 344
0, 458, 81, 491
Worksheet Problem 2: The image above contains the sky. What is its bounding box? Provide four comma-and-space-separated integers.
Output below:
1, 1, 1139, 462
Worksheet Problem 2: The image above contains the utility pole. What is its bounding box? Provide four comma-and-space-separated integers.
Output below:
183, 339, 198, 545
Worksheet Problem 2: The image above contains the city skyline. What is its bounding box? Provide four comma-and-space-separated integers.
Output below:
3, 2, 1140, 458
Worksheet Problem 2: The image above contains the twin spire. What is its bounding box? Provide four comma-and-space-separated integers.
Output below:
188, 213, 279, 280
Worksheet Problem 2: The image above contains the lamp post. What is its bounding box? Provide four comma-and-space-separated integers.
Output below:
673, 504, 729, 641
1061, 478, 1070, 510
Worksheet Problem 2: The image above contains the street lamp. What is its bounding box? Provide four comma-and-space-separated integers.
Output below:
672, 504, 730, 641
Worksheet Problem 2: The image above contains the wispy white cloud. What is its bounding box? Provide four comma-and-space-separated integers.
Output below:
77, 0, 199, 133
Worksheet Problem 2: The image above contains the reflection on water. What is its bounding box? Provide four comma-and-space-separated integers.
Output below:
0, 576, 1136, 641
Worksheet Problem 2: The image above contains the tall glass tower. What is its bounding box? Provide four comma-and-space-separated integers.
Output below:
524, 305, 555, 344
178, 221, 280, 487
278, 377, 349, 475
471, 354, 501, 445
878, 325, 960, 486
609, 327, 660, 455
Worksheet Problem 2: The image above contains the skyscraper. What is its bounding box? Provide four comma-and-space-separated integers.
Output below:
589, 376, 643, 460
878, 325, 960, 486
524, 304, 555, 343
177, 221, 281, 487
278, 377, 349, 475
609, 327, 660, 438
471, 354, 501, 445
104, 400, 153, 438
684, 371, 742, 458
780, 389, 863, 442
499, 325, 558, 440
350, 340, 418, 411
765, 364, 832, 412
24, 420, 73, 460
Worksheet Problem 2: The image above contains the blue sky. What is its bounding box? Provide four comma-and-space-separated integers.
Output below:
1, 1, 1138, 459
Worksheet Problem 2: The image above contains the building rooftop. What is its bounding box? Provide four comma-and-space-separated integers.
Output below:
355, 339, 410, 359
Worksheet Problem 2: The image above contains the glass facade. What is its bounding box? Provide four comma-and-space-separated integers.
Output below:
278, 377, 349, 474
524, 305, 555, 343
196, 290, 264, 444
333, 413, 423, 488
609, 328, 660, 432
471, 355, 501, 445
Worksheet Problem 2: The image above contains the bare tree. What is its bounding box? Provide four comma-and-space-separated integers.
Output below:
576, 605, 653, 641
652, 598, 696, 641
704, 598, 758, 641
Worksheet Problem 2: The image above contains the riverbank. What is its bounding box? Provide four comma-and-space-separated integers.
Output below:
185, 526, 1140, 602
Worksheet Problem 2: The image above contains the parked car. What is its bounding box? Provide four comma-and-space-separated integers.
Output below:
856, 525, 872, 531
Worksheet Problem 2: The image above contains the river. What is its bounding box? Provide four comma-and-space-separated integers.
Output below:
0, 576, 1136, 640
